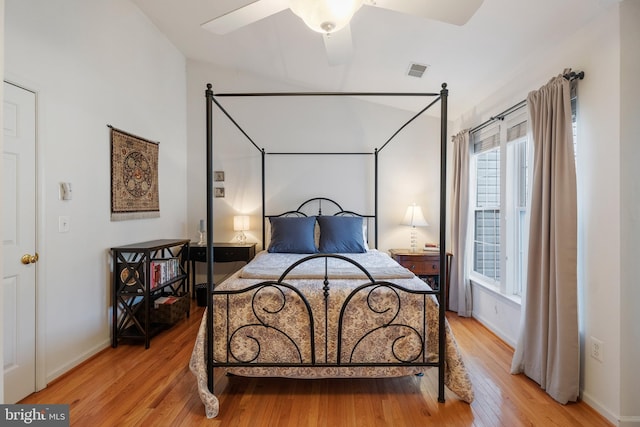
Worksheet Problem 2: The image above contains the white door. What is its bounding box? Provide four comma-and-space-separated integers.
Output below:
3, 82, 37, 403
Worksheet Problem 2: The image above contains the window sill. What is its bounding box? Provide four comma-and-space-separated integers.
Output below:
470, 276, 522, 307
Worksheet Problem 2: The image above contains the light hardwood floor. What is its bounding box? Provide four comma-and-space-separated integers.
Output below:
21, 302, 612, 426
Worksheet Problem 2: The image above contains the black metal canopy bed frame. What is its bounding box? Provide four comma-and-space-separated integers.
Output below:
190, 83, 474, 418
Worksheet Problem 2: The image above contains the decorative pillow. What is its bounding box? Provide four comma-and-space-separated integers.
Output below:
317, 216, 367, 253
317, 217, 368, 249
267, 216, 318, 253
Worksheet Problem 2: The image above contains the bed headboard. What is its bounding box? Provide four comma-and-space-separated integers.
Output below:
264, 197, 376, 249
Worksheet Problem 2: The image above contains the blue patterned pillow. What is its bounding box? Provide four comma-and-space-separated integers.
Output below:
267, 216, 318, 253
317, 216, 367, 253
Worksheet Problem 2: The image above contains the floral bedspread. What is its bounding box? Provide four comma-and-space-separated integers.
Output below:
189, 251, 474, 418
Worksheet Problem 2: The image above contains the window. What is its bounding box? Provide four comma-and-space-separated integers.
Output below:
506, 125, 529, 297
473, 146, 500, 282
470, 110, 529, 298
469, 81, 578, 299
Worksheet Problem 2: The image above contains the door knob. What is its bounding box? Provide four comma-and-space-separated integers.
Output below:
21, 253, 39, 265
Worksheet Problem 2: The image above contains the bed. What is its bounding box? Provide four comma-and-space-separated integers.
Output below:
189, 84, 474, 418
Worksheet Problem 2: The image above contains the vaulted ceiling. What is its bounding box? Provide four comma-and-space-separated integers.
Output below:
132, 0, 617, 117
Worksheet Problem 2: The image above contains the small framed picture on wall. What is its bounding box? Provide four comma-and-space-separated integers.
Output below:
214, 171, 225, 182
214, 187, 225, 198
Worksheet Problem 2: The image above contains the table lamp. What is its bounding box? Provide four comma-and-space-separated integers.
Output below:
401, 203, 428, 252
233, 215, 250, 244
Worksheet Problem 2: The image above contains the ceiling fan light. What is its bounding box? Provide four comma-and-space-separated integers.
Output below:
289, 0, 364, 34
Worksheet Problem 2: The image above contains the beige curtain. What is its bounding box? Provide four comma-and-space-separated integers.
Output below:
510, 73, 579, 404
450, 131, 472, 316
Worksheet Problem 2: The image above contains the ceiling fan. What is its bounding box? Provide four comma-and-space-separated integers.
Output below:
201, 0, 484, 65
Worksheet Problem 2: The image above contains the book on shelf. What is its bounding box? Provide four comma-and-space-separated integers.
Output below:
149, 257, 180, 289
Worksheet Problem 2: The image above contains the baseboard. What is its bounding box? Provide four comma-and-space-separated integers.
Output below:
45, 339, 111, 385
580, 389, 640, 427
471, 311, 516, 348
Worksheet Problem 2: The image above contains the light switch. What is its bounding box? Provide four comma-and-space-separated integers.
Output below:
60, 182, 72, 200
59, 216, 70, 233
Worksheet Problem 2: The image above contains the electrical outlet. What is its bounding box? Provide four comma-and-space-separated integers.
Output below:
590, 337, 604, 363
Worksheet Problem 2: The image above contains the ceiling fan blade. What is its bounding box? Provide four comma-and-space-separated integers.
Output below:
368, 0, 484, 26
201, 0, 289, 34
323, 25, 354, 66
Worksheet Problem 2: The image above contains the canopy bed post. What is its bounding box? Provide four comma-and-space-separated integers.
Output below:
261, 148, 266, 249
374, 148, 379, 249
438, 83, 448, 402
205, 84, 215, 393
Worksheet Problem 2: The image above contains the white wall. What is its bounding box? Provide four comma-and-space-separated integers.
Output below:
1, 0, 6, 404
186, 60, 445, 255
574, 9, 622, 423
4, 0, 188, 384
457, 3, 637, 425
619, 2, 640, 425
469, 285, 520, 347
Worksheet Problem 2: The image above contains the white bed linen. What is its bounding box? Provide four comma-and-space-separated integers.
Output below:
239, 250, 415, 280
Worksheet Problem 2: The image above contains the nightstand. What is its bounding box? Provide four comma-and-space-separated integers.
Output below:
188, 242, 256, 296
389, 249, 452, 309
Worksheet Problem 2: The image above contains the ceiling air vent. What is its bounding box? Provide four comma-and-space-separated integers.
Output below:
407, 63, 428, 78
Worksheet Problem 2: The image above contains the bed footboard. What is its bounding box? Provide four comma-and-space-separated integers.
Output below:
213, 254, 439, 365
190, 253, 474, 418
194, 254, 452, 415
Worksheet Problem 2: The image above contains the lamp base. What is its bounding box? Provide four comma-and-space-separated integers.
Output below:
409, 227, 418, 252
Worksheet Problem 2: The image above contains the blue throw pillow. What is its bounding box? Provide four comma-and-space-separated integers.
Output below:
268, 216, 318, 253
317, 216, 367, 253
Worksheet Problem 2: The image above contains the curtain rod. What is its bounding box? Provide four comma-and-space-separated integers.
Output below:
468, 70, 584, 135
468, 100, 526, 135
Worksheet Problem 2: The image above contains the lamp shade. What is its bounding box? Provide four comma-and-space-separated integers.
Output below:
289, 0, 364, 34
233, 215, 250, 231
402, 204, 429, 227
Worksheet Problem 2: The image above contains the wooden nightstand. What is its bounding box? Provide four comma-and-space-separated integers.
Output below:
389, 249, 453, 309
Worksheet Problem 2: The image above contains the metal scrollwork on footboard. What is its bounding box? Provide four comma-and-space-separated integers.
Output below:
338, 281, 430, 366
211, 254, 437, 370
212, 281, 316, 366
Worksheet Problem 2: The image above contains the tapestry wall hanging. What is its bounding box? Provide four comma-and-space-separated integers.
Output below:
110, 125, 160, 221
